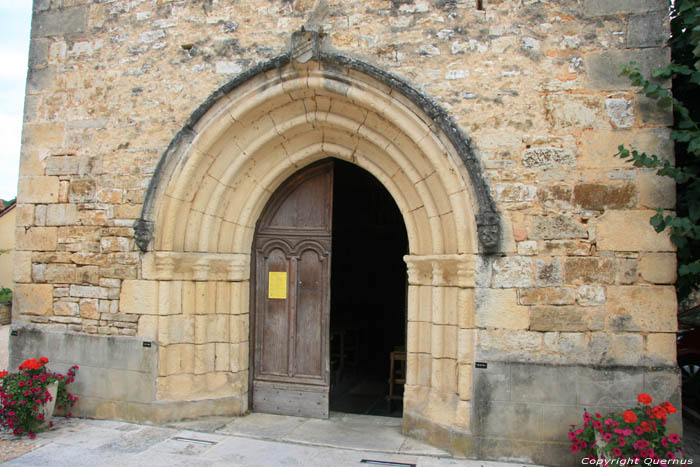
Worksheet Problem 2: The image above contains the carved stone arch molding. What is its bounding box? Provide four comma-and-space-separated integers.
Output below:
136, 30, 500, 449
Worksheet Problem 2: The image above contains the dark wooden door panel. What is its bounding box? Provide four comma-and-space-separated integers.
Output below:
252, 161, 333, 419
294, 247, 326, 380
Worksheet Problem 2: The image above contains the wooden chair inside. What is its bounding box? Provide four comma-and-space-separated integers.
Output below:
386, 349, 406, 412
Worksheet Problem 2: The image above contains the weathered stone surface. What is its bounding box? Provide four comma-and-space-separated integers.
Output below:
16, 227, 58, 251
627, 11, 669, 48
535, 258, 562, 287
583, 0, 667, 16
576, 285, 606, 307
14, 284, 53, 316
18, 176, 60, 203
495, 183, 536, 203
564, 257, 616, 285
584, 48, 670, 90
645, 333, 676, 365
521, 147, 576, 169
635, 95, 673, 126
32, 6, 88, 37
579, 128, 674, 168
519, 287, 576, 306
530, 306, 604, 332
120, 280, 158, 315
475, 289, 529, 330
597, 210, 674, 252
639, 253, 677, 284
605, 97, 634, 128
516, 240, 537, 256
638, 171, 676, 209
606, 286, 676, 332
573, 183, 636, 210
543, 94, 604, 129
491, 257, 534, 288
529, 216, 587, 240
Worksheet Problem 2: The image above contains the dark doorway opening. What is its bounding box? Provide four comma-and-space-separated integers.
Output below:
330, 160, 409, 417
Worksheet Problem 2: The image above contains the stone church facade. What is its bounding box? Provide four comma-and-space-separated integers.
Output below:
11, 0, 678, 464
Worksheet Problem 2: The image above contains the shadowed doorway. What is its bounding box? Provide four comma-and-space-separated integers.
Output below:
329, 160, 409, 417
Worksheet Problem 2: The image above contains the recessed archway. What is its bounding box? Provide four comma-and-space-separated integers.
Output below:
136, 33, 499, 441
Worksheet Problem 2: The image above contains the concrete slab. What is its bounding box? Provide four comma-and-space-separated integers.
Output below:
5, 416, 541, 467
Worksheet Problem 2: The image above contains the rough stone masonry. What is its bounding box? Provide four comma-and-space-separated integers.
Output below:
11, 0, 678, 465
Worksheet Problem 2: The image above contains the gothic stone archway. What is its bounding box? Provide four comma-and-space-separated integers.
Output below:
133, 31, 500, 447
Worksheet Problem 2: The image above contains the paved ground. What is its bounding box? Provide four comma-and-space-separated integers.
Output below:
1, 415, 535, 467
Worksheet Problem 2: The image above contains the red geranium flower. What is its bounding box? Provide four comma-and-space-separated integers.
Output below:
638, 393, 653, 405
623, 410, 637, 423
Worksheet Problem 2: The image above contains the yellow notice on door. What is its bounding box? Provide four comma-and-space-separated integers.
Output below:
268, 271, 287, 299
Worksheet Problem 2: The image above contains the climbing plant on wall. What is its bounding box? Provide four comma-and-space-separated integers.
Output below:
616, 0, 700, 301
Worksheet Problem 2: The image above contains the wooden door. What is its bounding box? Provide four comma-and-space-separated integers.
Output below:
252, 161, 333, 418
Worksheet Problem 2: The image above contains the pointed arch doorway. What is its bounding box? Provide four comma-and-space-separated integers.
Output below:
251, 159, 408, 419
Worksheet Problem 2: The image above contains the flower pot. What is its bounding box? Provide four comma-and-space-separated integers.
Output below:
39, 381, 59, 429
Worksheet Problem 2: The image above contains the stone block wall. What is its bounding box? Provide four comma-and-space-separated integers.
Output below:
13, 0, 677, 464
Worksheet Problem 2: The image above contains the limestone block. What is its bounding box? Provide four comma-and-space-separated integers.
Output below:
457, 288, 474, 329
120, 280, 158, 315
407, 353, 431, 387
194, 344, 216, 374
195, 314, 229, 344
543, 332, 586, 355
475, 289, 529, 330
182, 281, 196, 314
583, 0, 666, 16
495, 183, 536, 203
491, 256, 534, 288
477, 329, 543, 354
431, 358, 457, 393
158, 281, 182, 316
576, 285, 606, 306
543, 94, 604, 129
519, 287, 576, 306
536, 258, 562, 287
13, 251, 33, 283
564, 257, 616, 285
78, 299, 98, 319
431, 325, 457, 359
605, 97, 634, 129
19, 123, 64, 176
138, 315, 158, 341
215, 343, 230, 372
530, 306, 604, 332
15, 227, 58, 251
458, 364, 472, 401
18, 176, 60, 203
639, 253, 676, 284
32, 5, 88, 37
15, 204, 34, 227
458, 328, 474, 363
607, 286, 677, 332
521, 147, 576, 169
638, 171, 676, 210
408, 321, 431, 354
54, 301, 79, 316
617, 258, 638, 285
607, 333, 645, 366
580, 129, 674, 169
573, 183, 636, 210
517, 241, 537, 256
528, 215, 587, 240
45, 203, 78, 226
230, 313, 249, 344
14, 284, 53, 316
159, 314, 195, 345
627, 11, 669, 48
584, 49, 670, 90
635, 95, 673, 126
597, 210, 674, 252
645, 333, 676, 365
